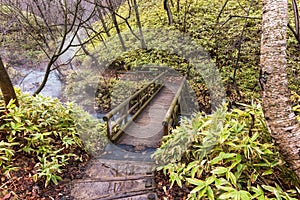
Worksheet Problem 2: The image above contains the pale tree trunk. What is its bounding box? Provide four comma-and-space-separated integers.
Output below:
260, 0, 300, 179
0, 56, 19, 107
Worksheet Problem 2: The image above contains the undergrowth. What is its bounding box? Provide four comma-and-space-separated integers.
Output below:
0, 89, 107, 187
153, 102, 300, 199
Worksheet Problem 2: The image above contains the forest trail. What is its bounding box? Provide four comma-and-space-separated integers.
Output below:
71, 72, 185, 200
70, 71, 194, 199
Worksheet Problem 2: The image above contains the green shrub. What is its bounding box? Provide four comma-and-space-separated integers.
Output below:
153, 103, 300, 199
0, 89, 107, 187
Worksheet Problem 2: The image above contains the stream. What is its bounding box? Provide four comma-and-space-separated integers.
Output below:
16, 69, 62, 99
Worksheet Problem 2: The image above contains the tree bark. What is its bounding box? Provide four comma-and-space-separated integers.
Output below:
108, 0, 126, 51
133, 0, 146, 49
97, 1, 111, 38
0, 56, 19, 107
164, 0, 173, 25
260, 0, 300, 179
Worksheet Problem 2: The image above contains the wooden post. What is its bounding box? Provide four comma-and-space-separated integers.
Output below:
163, 121, 169, 135
106, 120, 111, 140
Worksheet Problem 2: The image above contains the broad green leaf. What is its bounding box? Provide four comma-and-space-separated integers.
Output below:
187, 178, 205, 187
211, 167, 228, 175
210, 155, 223, 165
230, 154, 242, 169
262, 169, 273, 176
251, 185, 264, 198
207, 186, 214, 200
211, 152, 236, 165
33, 174, 38, 182
250, 171, 259, 183
217, 186, 236, 192
206, 176, 216, 185
227, 171, 237, 187
219, 191, 235, 199
262, 185, 282, 199
238, 190, 251, 200
223, 153, 237, 159
198, 186, 208, 198
190, 184, 206, 194
250, 133, 260, 142
215, 178, 231, 188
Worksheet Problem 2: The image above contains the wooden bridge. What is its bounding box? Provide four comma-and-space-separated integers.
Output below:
103, 68, 189, 149
71, 67, 197, 199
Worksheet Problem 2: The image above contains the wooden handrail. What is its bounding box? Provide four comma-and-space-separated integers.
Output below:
110, 83, 164, 141
103, 71, 166, 121
162, 75, 187, 135
103, 71, 167, 141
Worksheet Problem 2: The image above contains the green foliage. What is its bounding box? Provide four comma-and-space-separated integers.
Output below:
153, 104, 300, 199
115, 49, 190, 75
76, 112, 108, 155
94, 78, 118, 112
64, 69, 150, 113
111, 78, 149, 107
88, 0, 300, 104
64, 69, 114, 113
86, 0, 265, 103
0, 89, 107, 187
291, 91, 300, 121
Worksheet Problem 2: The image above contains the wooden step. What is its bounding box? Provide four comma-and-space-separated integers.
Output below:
71, 158, 157, 200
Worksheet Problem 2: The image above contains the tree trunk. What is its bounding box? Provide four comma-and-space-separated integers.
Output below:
108, 0, 126, 51
97, 1, 111, 38
260, 0, 300, 179
133, 0, 147, 49
0, 56, 19, 107
164, 0, 173, 25
177, 0, 180, 13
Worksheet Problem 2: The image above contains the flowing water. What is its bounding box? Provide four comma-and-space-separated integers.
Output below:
17, 69, 62, 98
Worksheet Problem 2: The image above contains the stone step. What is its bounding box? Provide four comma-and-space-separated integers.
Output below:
71, 179, 156, 199
97, 142, 156, 162
84, 158, 156, 178
71, 158, 158, 200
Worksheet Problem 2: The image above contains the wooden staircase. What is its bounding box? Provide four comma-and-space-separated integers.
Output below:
71, 145, 158, 200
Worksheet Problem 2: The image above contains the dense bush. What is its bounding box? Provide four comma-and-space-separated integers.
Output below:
0, 89, 107, 187
153, 103, 300, 199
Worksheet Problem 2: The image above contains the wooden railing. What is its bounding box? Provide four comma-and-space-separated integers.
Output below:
103, 71, 166, 141
162, 75, 187, 135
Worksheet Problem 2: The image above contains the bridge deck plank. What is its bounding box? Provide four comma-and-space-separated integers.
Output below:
116, 77, 183, 148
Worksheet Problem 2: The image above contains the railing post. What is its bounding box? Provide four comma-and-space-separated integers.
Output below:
123, 106, 128, 124
174, 104, 179, 126
106, 120, 111, 140
163, 121, 169, 135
